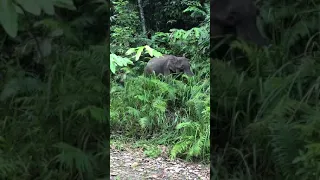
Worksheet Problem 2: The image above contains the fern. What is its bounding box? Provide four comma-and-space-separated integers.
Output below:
0, 156, 20, 179
53, 142, 94, 176
0, 77, 44, 101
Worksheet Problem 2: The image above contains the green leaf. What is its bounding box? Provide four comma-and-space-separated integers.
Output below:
40, 38, 52, 57
53, 142, 93, 174
153, 51, 162, 57
15, 5, 23, 14
21, 40, 35, 55
0, 0, 18, 37
37, 0, 55, 15
49, 29, 64, 37
139, 117, 148, 129
135, 46, 144, 61
125, 48, 136, 55
110, 61, 116, 74
53, 0, 76, 10
183, 30, 192, 39
16, 0, 41, 15
114, 56, 124, 66
144, 45, 153, 56
194, 28, 200, 38
88, 106, 106, 122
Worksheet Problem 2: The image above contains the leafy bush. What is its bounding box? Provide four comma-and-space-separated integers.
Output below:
110, 0, 210, 161
211, 0, 320, 178
0, 0, 109, 179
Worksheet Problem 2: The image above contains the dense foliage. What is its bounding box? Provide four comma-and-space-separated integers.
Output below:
212, 0, 320, 179
2, 0, 319, 179
0, 0, 109, 179
110, 0, 210, 162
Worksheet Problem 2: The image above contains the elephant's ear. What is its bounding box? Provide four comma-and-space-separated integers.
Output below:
176, 57, 188, 68
163, 67, 170, 76
166, 57, 177, 73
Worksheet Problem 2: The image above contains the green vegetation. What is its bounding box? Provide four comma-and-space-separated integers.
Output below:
110, 0, 210, 162
0, 0, 109, 179
212, 0, 320, 179
2, 0, 318, 179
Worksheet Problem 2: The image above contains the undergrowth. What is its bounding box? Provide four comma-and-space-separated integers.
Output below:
0, 0, 109, 179
110, 0, 210, 162
211, 0, 320, 179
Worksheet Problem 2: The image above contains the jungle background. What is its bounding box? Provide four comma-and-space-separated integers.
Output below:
0, 0, 109, 179
0, 0, 319, 179
212, 0, 320, 179
112, 0, 320, 179
110, 0, 210, 173
109, 0, 210, 178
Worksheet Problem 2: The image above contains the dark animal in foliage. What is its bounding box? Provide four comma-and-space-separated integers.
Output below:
144, 55, 194, 77
210, 0, 269, 170
210, 0, 269, 59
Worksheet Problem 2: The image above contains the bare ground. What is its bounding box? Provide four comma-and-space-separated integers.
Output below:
110, 144, 210, 180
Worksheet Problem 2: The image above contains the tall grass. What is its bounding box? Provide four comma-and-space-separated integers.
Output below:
0, 45, 109, 179
211, 0, 320, 178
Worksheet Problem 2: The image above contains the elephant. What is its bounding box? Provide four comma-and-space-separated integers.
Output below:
144, 55, 194, 76
211, 0, 268, 46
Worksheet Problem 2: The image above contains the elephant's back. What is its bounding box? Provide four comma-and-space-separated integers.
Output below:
148, 55, 174, 63
147, 55, 170, 65
145, 55, 172, 74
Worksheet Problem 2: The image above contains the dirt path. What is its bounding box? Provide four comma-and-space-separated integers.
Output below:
110, 145, 210, 180
110, 147, 210, 180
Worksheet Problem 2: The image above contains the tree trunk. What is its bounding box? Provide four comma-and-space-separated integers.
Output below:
137, 0, 147, 36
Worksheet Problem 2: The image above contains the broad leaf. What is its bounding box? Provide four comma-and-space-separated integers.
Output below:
49, 29, 64, 37
40, 38, 52, 57
135, 46, 144, 61
110, 61, 116, 74
125, 48, 136, 55
53, 0, 76, 10
0, 0, 18, 37
144, 45, 153, 56
16, 0, 41, 15
37, 0, 55, 15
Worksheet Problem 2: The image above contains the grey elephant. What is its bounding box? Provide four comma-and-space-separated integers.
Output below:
144, 55, 194, 76
211, 0, 268, 46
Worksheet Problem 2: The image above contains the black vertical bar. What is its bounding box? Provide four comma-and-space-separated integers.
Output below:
105, 0, 111, 178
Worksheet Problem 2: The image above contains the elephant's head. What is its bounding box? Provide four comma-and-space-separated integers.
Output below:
211, 0, 268, 46
167, 57, 194, 76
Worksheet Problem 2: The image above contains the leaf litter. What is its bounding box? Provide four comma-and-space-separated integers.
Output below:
110, 144, 210, 180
